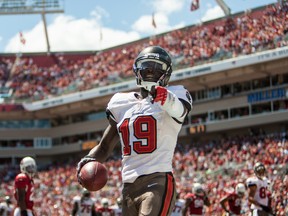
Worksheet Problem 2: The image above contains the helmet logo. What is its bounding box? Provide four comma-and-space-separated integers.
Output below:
143, 53, 160, 59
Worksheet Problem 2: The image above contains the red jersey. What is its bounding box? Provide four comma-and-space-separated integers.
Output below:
96, 207, 114, 216
14, 173, 34, 210
185, 193, 205, 215
226, 192, 242, 215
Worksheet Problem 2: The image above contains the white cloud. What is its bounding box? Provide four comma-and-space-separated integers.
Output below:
4, 14, 141, 53
151, 0, 186, 14
201, 5, 225, 22
132, 13, 169, 34
132, 12, 185, 35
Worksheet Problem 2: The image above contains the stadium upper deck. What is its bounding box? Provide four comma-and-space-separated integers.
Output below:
0, 2, 287, 103
0, 2, 288, 163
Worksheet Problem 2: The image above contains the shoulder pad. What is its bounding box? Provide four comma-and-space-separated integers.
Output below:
168, 85, 193, 110
15, 173, 29, 182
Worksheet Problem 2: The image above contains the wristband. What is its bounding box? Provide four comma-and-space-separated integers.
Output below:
162, 91, 186, 118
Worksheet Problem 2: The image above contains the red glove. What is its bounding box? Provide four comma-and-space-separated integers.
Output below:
151, 86, 168, 105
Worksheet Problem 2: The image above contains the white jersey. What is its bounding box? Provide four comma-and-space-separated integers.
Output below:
111, 205, 122, 216
0, 202, 12, 216
73, 196, 96, 216
107, 85, 192, 183
171, 199, 185, 216
246, 176, 269, 210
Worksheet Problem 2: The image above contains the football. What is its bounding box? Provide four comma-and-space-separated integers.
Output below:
78, 161, 108, 191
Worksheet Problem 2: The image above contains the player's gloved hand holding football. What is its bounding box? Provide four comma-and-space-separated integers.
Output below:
76, 156, 97, 183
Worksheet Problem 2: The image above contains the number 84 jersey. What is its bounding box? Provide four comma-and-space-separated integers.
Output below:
107, 85, 192, 183
246, 176, 269, 209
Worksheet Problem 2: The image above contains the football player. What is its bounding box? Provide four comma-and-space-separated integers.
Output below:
96, 198, 114, 216
246, 162, 274, 216
182, 183, 211, 216
220, 183, 246, 215
13, 157, 37, 216
77, 46, 193, 215
72, 189, 97, 216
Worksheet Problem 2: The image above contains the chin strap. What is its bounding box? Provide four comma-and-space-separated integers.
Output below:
151, 86, 186, 118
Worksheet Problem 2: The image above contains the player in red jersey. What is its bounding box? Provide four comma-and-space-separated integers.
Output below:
13, 157, 37, 216
220, 183, 246, 215
182, 183, 211, 216
96, 198, 115, 216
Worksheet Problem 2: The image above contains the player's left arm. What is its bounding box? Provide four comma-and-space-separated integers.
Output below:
151, 86, 192, 119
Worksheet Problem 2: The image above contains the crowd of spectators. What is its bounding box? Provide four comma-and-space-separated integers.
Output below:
0, 134, 287, 215
0, 2, 287, 101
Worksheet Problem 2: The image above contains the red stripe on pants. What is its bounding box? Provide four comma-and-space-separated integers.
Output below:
160, 174, 173, 216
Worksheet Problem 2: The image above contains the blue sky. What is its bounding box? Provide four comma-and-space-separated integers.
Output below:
0, 0, 277, 53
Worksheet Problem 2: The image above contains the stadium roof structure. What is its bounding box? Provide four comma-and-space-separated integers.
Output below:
0, 0, 64, 52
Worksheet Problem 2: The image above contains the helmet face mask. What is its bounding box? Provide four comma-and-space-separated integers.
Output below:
20, 157, 37, 178
133, 46, 172, 91
254, 162, 266, 179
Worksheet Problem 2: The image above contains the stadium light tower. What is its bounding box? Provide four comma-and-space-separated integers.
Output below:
0, 0, 65, 53
215, 0, 231, 16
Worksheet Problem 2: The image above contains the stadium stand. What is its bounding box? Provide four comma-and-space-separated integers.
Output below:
0, 2, 287, 216
0, 3, 287, 101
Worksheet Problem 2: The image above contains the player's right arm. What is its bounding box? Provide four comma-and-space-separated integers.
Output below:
77, 115, 119, 177
220, 195, 230, 214
16, 187, 27, 215
87, 117, 119, 162
247, 184, 260, 206
246, 177, 261, 208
